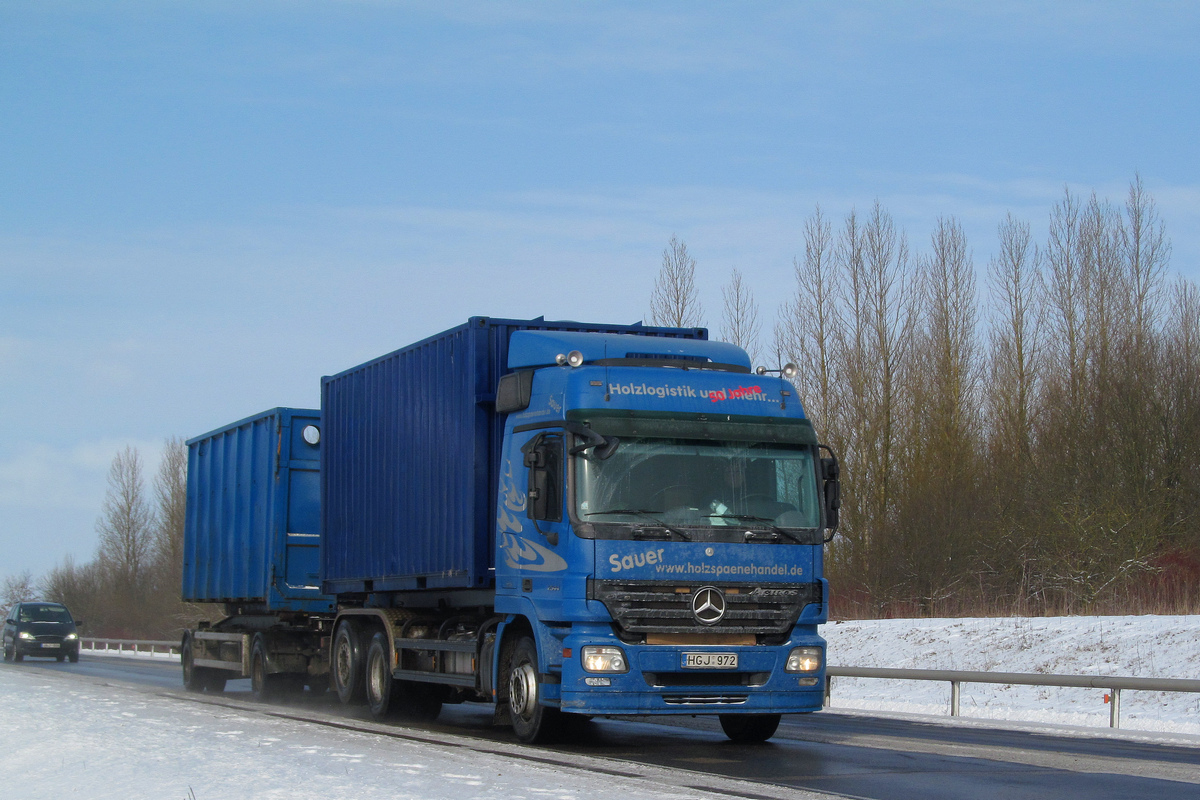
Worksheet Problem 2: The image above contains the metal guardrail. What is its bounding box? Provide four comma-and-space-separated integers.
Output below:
80, 638, 180, 657
826, 665, 1200, 729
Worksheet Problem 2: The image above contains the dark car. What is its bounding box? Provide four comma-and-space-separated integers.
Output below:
2, 602, 82, 663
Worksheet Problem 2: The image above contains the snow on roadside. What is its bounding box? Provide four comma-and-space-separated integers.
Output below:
824, 615, 1200, 735
0, 667, 728, 800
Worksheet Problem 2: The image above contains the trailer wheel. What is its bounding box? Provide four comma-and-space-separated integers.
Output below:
250, 636, 282, 703
182, 638, 205, 693
332, 620, 366, 705
508, 636, 561, 743
718, 713, 781, 743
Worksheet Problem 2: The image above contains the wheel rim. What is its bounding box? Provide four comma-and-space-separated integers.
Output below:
334, 635, 352, 689
509, 660, 538, 720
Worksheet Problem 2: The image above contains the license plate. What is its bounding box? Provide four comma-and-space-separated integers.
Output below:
41, 643, 60, 649
683, 652, 737, 669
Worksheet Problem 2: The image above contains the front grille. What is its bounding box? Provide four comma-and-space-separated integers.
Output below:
590, 580, 819, 635
663, 694, 748, 706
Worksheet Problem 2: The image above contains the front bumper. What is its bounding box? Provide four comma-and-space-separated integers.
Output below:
15, 639, 79, 658
559, 626, 825, 716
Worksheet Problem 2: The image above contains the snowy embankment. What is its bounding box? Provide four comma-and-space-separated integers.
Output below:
0, 667, 736, 800
824, 615, 1200, 735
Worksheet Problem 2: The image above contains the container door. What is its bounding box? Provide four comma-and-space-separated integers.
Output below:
283, 467, 322, 591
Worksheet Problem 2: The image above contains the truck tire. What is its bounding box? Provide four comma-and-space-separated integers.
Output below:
719, 713, 781, 743
182, 638, 205, 692
365, 632, 400, 720
250, 636, 282, 703
332, 620, 366, 705
508, 636, 561, 744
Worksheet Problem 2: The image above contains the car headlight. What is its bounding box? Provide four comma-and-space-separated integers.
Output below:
581, 645, 628, 673
785, 646, 822, 673
18, 631, 35, 640
65, 633, 78, 640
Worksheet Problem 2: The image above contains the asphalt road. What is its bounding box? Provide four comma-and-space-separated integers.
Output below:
9, 653, 1200, 800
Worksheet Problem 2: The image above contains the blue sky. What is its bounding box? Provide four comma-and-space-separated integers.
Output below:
2, 1, 1198, 580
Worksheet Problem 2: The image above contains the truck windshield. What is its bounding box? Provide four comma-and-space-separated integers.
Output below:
575, 437, 820, 530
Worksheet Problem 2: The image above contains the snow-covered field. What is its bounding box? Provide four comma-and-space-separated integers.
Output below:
825, 615, 1200, 736
3, 615, 1198, 799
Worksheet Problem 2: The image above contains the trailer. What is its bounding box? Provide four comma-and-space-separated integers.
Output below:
180, 407, 334, 698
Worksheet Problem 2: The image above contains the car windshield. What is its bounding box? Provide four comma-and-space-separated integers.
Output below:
575, 437, 820, 529
19, 604, 72, 623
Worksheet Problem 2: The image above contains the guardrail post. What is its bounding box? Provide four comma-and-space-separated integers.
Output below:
1109, 688, 1121, 728
824, 675, 832, 707
950, 680, 960, 716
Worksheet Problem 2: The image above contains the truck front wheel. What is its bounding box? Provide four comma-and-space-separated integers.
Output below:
332, 620, 366, 705
508, 636, 561, 743
719, 713, 781, 743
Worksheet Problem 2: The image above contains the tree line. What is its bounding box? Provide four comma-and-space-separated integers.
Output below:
1, 439, 213, 638
651, 177, 1200, 617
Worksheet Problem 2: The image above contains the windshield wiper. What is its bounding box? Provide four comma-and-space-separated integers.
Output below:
709, 513, 806, 544
584, 509, 692, 541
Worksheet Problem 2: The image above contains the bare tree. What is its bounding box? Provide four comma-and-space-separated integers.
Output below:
777, 205, 840, 434
1121, 175, 1170, 354
40, 556, 101, 622
828, 201, 917, 608
719, 267, 761, 362
152, 437, 187, 583
986, 214, 1043, 464
650, 235, 704, 328
902, 216, 982, 608
95, 446, 155, 632
2, 570, 38, 608
150, 437, 192, 634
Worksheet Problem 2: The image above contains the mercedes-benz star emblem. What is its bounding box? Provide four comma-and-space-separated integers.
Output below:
691, 586, 726, 625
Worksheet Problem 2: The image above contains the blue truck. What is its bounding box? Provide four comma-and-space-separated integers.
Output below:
181, 316, 840, 743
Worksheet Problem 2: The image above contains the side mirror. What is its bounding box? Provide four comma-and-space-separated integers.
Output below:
73, 620, 85, 629
820, 447, 841, 540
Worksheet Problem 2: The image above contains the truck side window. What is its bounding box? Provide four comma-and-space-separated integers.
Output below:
523, 433, 563, 523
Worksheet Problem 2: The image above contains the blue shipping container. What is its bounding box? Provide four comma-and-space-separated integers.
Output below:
182, 407, 333, 612
320, 316, 706, 594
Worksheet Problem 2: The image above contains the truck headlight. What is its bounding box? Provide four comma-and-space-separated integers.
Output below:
785, 646, 822, 673
65, 633, 78, 640
18, 631, 35, 640
581, 645, 628, 673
